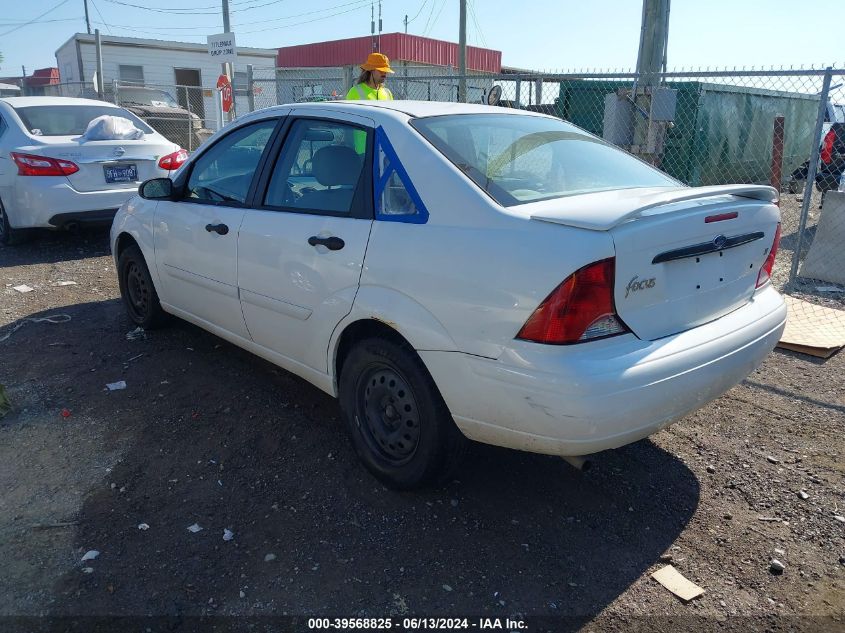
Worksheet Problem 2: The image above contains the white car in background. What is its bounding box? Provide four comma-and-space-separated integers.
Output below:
111, 101, 786, 489
0, 96, 186, 245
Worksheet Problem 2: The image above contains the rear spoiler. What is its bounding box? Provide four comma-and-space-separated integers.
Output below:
530, 185, 779, 231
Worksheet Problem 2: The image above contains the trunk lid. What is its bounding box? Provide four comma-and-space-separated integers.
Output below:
20, 135, 177, 192
527, 185, 780, 341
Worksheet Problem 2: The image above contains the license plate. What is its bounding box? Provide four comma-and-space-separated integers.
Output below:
104, 164, 137, 183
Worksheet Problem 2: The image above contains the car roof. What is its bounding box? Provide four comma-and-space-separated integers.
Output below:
276, 100, 557, 120
0, 96, 121, 108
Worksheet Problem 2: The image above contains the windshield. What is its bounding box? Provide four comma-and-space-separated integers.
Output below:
411, 114, 678, 206
13, 104, 153, 137
119, 88, 180, 108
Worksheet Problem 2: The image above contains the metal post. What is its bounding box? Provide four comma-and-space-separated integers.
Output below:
770, 115, 785, 203
514, 76, 521, 109
112, 79, 119, 105
84, 0, 91, 35
221, 0, 234, 122
247, 64, 255, 113
789, 68, 833, 286
458, 0, 467, 103
95, 29, 104, 100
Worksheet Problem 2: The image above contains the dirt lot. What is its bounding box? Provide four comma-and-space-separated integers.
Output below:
0, 219, 843, 632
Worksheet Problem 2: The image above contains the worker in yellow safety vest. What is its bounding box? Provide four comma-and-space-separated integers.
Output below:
346, 52, 394, 100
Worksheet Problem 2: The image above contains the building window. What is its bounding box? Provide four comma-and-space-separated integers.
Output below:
119, 65, 144, 85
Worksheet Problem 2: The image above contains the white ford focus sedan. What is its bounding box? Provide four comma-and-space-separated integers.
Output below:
111, 101, 786, 488
0, 97, 185, 244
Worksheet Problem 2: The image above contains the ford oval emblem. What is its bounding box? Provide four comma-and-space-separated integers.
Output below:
113, 146, 126, 157
713, 234, 727, 249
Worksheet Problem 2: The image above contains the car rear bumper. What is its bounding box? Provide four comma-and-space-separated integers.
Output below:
420, 285, 786, 457
49, 209, 119, 228
5, 179, 138, 229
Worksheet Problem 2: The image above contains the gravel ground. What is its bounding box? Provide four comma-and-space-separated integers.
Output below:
0, 227, 843, 633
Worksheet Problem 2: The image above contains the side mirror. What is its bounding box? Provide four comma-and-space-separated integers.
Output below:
139, 178, 174, 200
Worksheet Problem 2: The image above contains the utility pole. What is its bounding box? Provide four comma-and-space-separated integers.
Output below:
371, 2, 376, 52
21, 66, 26, 96
95, 29, 104, 99
404, 14, 408, 34
378, 0, 382, 51
631, 0, 671, 165
84, 0, 91, 35
458, 0, 467, 103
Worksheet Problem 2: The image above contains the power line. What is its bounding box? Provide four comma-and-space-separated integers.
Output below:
0, 0, 72, 37
0, 17, 80, 24
90, 0, 113, 34
91, 0, 371, 32
424, 0, 447, 36
406, 0, 430, 24
421, 0, 438, 34
91, 0, 372, 38
467, 0, 487, 48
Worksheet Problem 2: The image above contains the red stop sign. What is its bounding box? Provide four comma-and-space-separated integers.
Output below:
217, 74, 233, 113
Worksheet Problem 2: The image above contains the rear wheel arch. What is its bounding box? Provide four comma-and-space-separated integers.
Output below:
334, 319, 413, 387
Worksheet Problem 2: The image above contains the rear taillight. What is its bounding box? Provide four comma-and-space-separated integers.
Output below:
820, 129, 835, 165
11, 152, 79, 176
517, 258, 630, 345
158, 149, 188, 171
756, 223, 781, 288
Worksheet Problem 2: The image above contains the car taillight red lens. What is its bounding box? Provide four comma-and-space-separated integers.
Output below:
11, 152, 79, 176
756, 223, 781, 288
820, 129, 835, 164
158, 149, 188, 171
517, 258, 630, 345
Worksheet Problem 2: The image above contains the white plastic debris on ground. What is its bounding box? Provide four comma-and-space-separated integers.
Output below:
80, 115, 144, 141
105, 381, 127, 391
223, 529, 234, 541
81, 550, 100, 562
187, 523, 203, 533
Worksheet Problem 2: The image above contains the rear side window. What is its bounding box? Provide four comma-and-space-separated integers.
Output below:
412, 114, 677, 206
13, 105, 153, 136
264, 119, 369, 216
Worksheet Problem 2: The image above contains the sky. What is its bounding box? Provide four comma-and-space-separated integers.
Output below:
0, 0, 842, 79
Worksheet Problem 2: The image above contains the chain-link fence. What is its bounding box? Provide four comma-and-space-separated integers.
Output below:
246, 64, 845, 299
25, 65, 845, 299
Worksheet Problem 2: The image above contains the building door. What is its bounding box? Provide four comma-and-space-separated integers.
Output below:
174, 68, 204, 121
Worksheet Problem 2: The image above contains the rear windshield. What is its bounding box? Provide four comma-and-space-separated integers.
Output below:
118, 88, 179, 108
411, 114, 677, 206
13, 104, 154, 137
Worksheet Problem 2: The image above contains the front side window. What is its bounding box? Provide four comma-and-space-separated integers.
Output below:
264, 119, 368, 215
412, 114, 678, 206
186, 119, 277, 205
12, 105, 153, 136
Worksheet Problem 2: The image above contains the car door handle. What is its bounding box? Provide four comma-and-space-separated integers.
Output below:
205, 223, 229, 235
308, 235, 345, 251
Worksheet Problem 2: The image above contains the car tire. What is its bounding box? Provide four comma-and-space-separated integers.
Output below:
117, 244, 168, 329
0, 200, 33, 246
339, 337, 467, 490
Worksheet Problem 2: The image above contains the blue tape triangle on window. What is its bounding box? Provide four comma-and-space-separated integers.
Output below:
373, 125, 430, 224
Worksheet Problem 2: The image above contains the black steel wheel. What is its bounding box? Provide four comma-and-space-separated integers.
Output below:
339, 336, 467, 489
117, 244, 168, 329
356, 364, 422, 466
